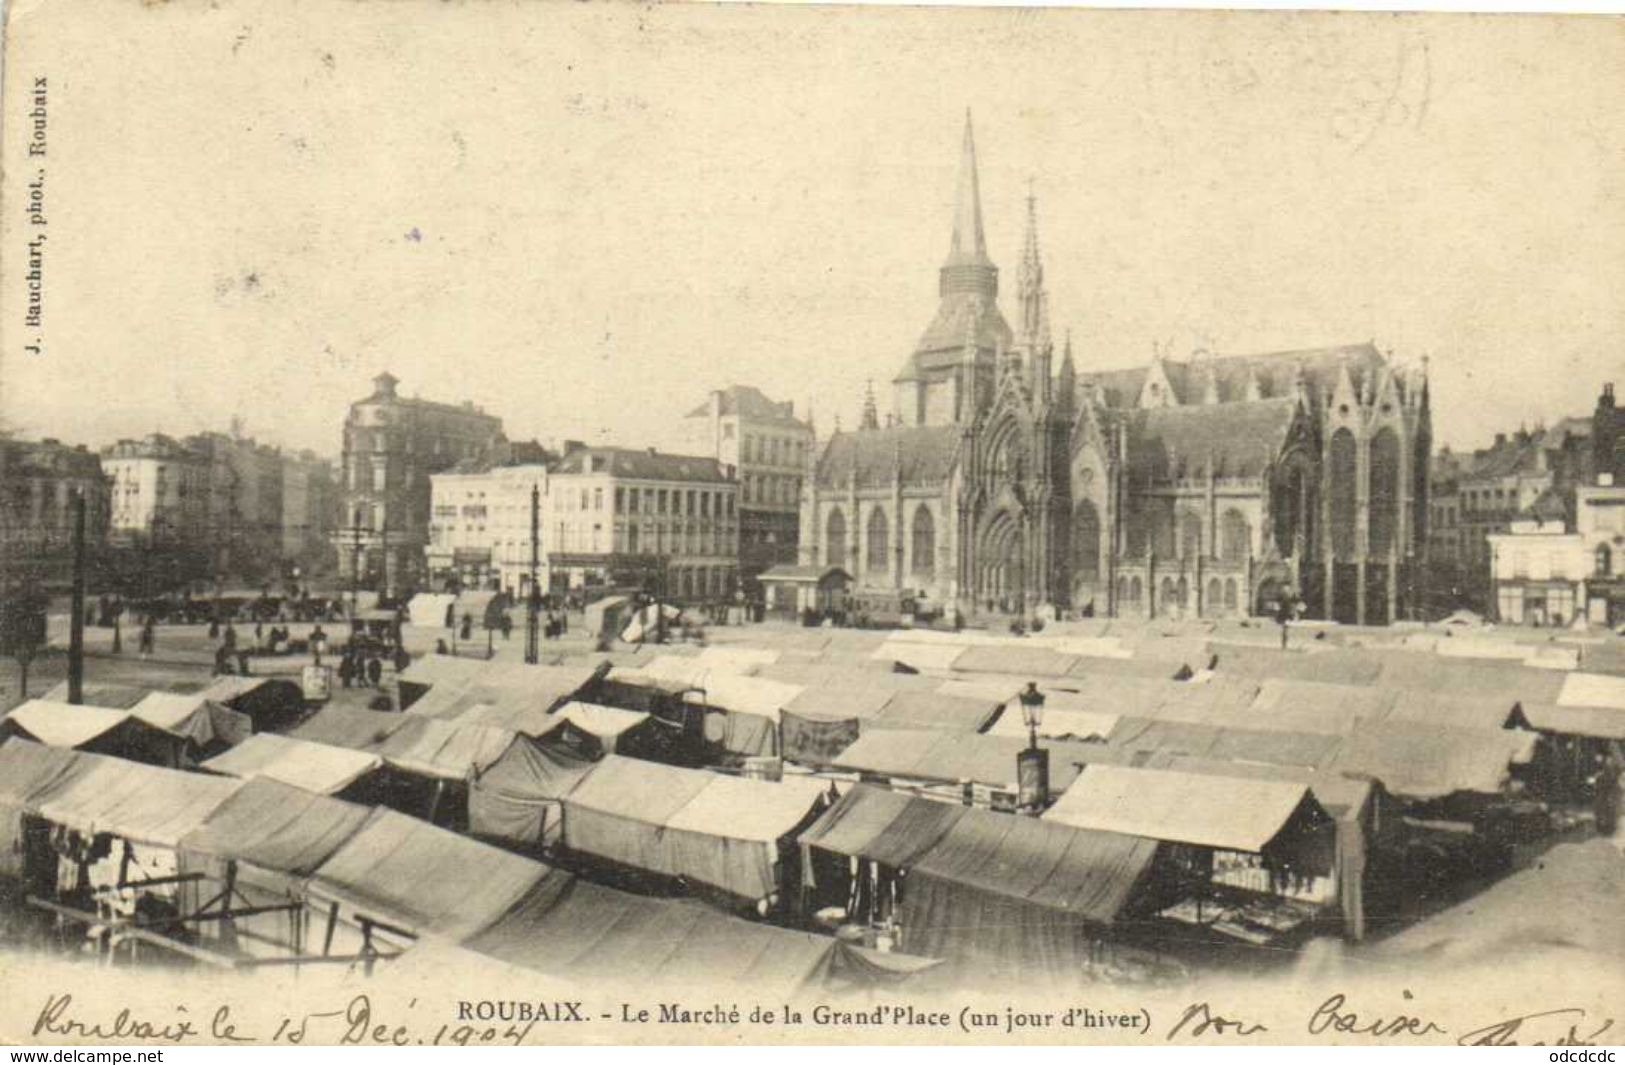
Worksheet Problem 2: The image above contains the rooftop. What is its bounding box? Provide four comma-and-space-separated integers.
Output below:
553, 447, 731, 484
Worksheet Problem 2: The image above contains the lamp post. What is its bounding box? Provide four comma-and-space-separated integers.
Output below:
1016, 681, 1049, 811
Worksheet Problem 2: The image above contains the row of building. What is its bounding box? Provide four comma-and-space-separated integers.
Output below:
336, 371, 814, 603
0, 429, 340, 593
1425, 382, 1625, 628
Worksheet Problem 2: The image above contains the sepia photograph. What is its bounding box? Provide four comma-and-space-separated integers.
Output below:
0, 0, 1621, 1048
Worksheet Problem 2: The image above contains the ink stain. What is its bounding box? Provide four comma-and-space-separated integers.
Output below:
406, 227, 423, 243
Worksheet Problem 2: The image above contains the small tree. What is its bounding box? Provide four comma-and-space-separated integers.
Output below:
0, 576, 49, 702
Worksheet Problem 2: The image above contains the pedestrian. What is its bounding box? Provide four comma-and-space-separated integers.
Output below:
214, 644, 232, 676
366, 655, 383, 689
435, 637, 448, 655
337, 654, 354, 689
460, 613, 473, 641
311, 624, 327, 665
223, 623, 237, 651
138, 617, 155, 658
500, 613, 512, 640
208, 618, 220, 640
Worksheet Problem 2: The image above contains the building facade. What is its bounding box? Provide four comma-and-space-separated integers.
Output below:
799, 115, 1432, 623
1487, 383, 1625, 627
426, 463, 551, 596
683, 386, 812, 591
280, 450, 338, 582
103, 434, 210, 547
337, 373, 506, 598
547, 446, 738, 602
0, 436, 110, 590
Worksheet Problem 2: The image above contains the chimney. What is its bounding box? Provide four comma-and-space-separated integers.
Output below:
1495, 432, 1507, 448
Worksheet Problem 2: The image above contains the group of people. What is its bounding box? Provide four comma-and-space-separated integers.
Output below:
336, 646, 389, 689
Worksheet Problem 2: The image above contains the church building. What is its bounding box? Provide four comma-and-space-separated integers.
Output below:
798, 115, 1432, 624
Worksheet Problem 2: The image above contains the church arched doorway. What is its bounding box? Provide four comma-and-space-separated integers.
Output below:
975, 508, 1026, 613
1072, 499, 1102, 611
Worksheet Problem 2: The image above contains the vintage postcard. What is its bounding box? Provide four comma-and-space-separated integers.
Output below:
1, 0, 1622, 1049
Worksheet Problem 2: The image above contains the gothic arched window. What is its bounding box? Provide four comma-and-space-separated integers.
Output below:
910, 505, 935, 579
865, 507, 889, 575
825, 508, 847, 568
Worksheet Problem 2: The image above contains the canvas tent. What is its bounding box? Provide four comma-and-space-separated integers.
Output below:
1327, 720, 1536, 799
559, 756, 827, 901
1044, 764, 1334, 857
463, 878, 837, 999
200, 733, 384, 796
830, 728, 1111, 794
467, 736, 599, 848
0, 699, 186, 766
306, 808, 552, 943
897, 808, 1161, 980
23, 747, 242, 848
198, 677, 306, 732
129, 692, 251, 756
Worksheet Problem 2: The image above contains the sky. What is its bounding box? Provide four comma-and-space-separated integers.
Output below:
2, 2, 1621, 461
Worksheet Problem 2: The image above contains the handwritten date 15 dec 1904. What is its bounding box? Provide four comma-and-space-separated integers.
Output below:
33, 992, 540, 1047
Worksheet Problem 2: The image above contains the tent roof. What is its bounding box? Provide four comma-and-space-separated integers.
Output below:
664, 773, 825, 844
1045, 764, 1324, 852
871, 690, 1003, 732
565, 755, 713, 825
1517, 701, 1625, 741
798, 784, 968, 867
549, 701, 651, 739
1107, 716, 1341, 769
473, 734, 599, 804
1328, 720, 1534, 799
1382, 690, 1522, 733
1243, 678, 1398, 735
373, 717, 517, 780
1143, 754, 1376, 821
201, 733, 383, 795
951, 644, 1080, 678
179, 777, 372, 875
681, 673, 803, 720
1558, 671, 1625, 711
2, 700, 137, 749
829, 728, 1105, 792
0, 739, 96, 807
784, 685, 897, 721
28, 749, 241, 846
465, 880, 833, 998
289, 707, 413, 750
911, 807, 1159, 923
986, 705, 1119, 743
310, 808, 552, 939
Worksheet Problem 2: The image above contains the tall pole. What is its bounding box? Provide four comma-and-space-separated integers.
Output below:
525, 483, 540, 664
68, 489, 86, 705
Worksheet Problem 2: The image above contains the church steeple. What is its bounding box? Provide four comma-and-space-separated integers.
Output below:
1017, 182, 1051, 352
860, 380, 880, 431
940, 111, 998, 301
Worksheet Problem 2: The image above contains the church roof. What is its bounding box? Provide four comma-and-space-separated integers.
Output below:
1077, 342, 1386, 409
899, 295, 1015, 381
1125, 398, 1300, 481
815, 425, 962, 490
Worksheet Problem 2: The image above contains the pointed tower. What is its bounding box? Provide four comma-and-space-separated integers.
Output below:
893, 112, 1014, 427
1057, 329, 1077, 414
860, 380, 880, 431
1017, 184, 1055, 404
942, 111, 998, 299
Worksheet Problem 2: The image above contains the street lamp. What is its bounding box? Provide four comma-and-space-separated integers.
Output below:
1018, 681, 1046, 749
1016, 681, 1049, 811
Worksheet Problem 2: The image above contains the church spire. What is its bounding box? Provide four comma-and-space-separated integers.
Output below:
939, 111, 998, 301
1017, 180, 1051, 351
946, 110, 990, 269
860, 379, 880, 431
